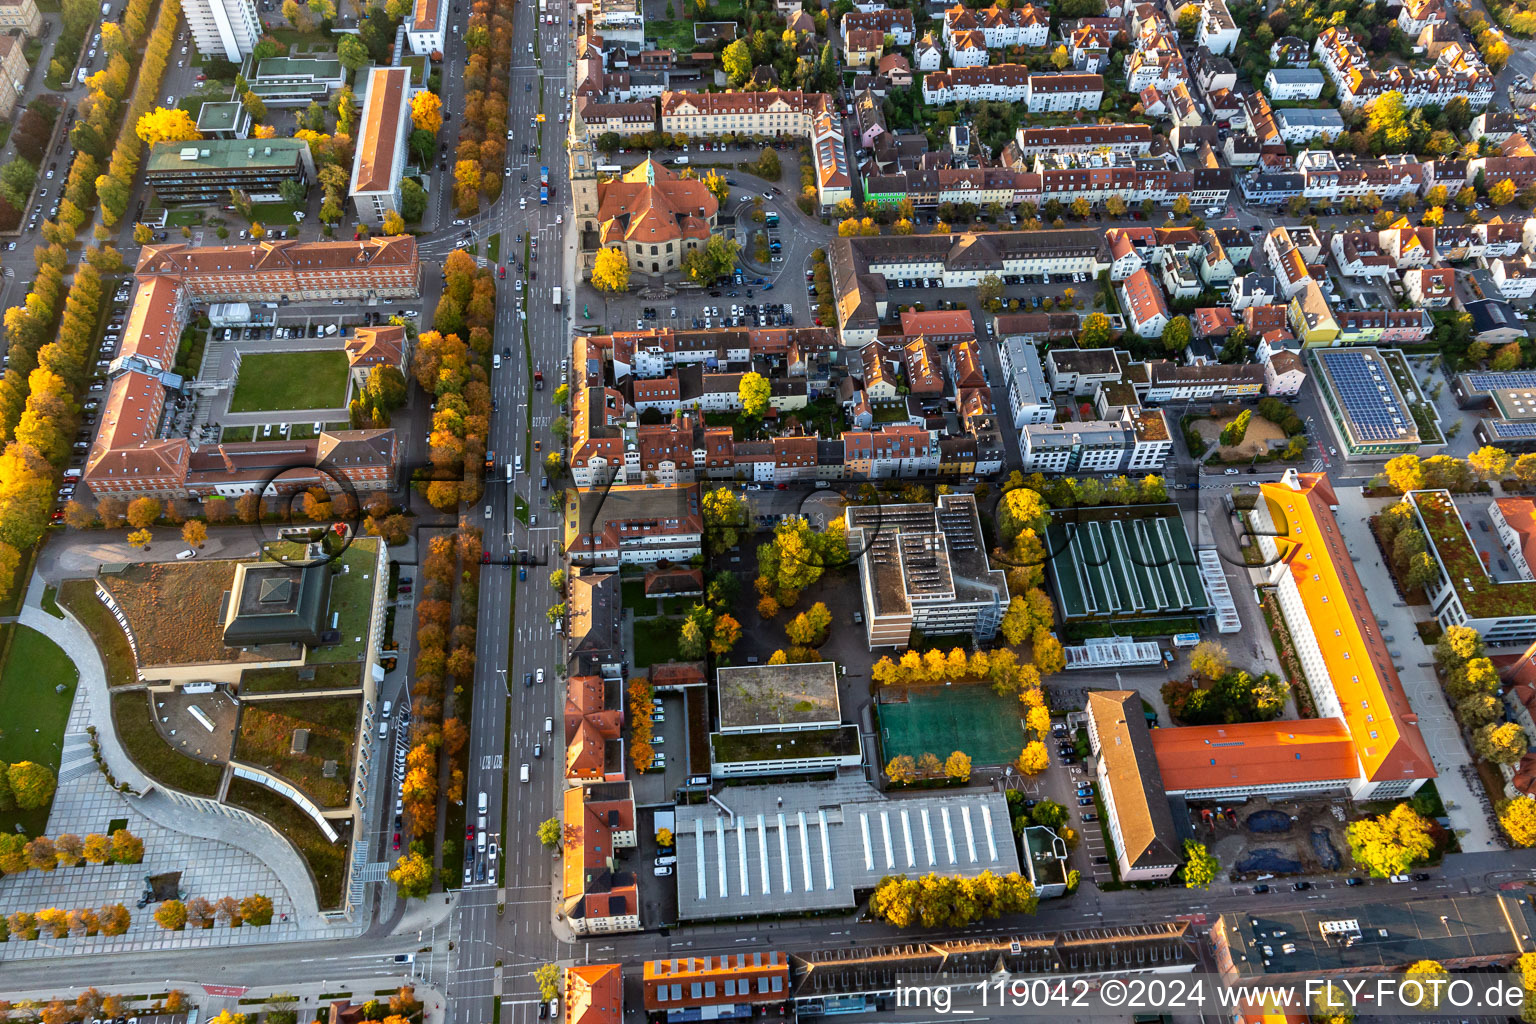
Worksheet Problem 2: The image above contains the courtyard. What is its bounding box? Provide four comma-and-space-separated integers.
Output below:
228, 350, 350, 413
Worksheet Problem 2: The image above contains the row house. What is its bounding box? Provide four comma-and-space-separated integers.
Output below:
1138, 361, 1265, 402
1244, 304, 1294, 351
1492, 256, 1536, 300
1264, 350, 1307, 396
842, 426, 941, 478
1006, 124, 1158, 159
658, 90, 832, 138
573, 97, 658, 139
566, 484, 703, 568
1228, 273, 1276, 310
922, 66, 1103, 110
1024, 153, 1233, 210
842, 7, 916, 45
1018, 407, 1173, 473
609, 326, 836, 378
1398, 0, 1450, 36
830, 230, 1110, 345
943, 3, 1049, 49
1330, 231, 1396, 281
1069, 22, 1113, 72
1127, 37, 1189, 92
1380, 222, 1436, 267
844, 28, 885, 67
1196, 0, 1239, 54
1288, 278, 1340, 345
810, 105, 854, 209
1433, 222, 1481, 262
948, 29, 989, 66
1334, 308, 1435, 344
1472, 111, 1522, 143
1469, 156, 1536, 194
1192, 306, 1238, 340
1120, 268, 1172, 338
1481, 218, 1528, 257
1315, 27, 1494, 111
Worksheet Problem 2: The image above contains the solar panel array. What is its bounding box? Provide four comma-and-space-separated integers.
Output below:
1320, 350, 1410, 442
1468, 371, 1536, 391
1488, 419, 1536, 438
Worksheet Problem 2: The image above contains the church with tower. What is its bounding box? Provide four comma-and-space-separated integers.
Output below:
569, 136, 720, 280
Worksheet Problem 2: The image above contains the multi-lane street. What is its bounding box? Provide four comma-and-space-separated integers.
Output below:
441, 3, 574, 1021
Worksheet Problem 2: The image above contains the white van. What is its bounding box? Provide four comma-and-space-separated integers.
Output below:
515, 455, 523, 473
476, 830, 487, 852
378, 719, 389, 739
478, 791, 488, 814
519, 763, 530, 783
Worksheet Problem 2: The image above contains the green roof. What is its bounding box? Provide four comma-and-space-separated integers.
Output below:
147, 138, 308, 173
1411, 490, 1536, 620
1046, 503, 1211, 620
709, 725, 861, 763
196, 102, 245, 132
253, 56, 345, 81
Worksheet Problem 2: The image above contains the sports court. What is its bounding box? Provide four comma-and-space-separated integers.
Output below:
877, 685, 1026, 767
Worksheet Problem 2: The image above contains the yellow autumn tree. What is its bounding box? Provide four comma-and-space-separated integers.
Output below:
136, 107, 201, 146
1017, 741, 1049, 775
410, 89, 444, 135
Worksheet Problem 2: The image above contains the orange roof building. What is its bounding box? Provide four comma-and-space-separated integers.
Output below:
135, 235, 420, 302
564, 674, 624, 782
349, 67, 414, 228
643, 953, 790, 1012
1151, 719, 1361, 798
595, 158, 718, 278
561, 783, 640, 935
1251, 469, 1434, 800
565, 964, 622, 1024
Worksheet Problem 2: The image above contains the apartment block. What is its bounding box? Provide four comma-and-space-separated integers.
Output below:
146, 139, 314, 205
349, 67, 414, 229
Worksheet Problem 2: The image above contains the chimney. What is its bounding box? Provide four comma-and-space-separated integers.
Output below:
217, 444, 237, 473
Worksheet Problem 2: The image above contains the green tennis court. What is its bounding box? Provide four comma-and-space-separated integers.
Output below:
877, 685, 1026, 767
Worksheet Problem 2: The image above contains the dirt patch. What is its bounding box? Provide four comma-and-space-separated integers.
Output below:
1183, 795, 1355, 881
1194, 414, 1286, 460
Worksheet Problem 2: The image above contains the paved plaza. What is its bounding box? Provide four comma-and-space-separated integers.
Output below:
0, 599, 372, 956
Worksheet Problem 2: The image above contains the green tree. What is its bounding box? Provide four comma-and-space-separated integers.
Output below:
537, 818, 561, 849
1181, 840, 1219, 889
1160, 315, 1192, 351
1079, 312, 1112, 347
1474, 721, 1529, 764
535, 965, 563, 1001
388, 851, 433, 898
1345, 803, 1436, 877
739, 372, 771, 418
1435, 625, 1484, 672
1220, 410, 1253, 447
701, 487, 748, 553
7, 762, 54, 809
722, 38, 753, 84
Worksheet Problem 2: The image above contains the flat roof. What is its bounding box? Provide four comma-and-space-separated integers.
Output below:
253, 56, 345, 81
195, 102, 244, 131
716, 662, 841, 731
844, 493, 1004, 619
1313, 348, 1422, 448
1045, 504, 1210, 620
1151, 718, 1360, 793
674, 778, 1019, 921
1216, 894, 1536, 979
147, 138, 308, 173
1411, 489, 1536, 620
1259, 473, 1433, 785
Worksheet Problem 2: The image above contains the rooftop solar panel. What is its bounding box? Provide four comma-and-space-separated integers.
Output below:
1319, 350, 1413, 443
1468, 372, 1536, 391
1489, 419, 1536, 438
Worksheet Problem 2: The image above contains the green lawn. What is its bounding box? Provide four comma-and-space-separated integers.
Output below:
240, 663, 366, 694
878, 685, 1026, 768
58, 579, 137, 688
634, 617, 683, 668
229, 350, 350, 413
0, 626, 79, 834
233, 696, 360, 808
165, 209, 206, 227
226, 776, 347, 909
487, 232, 501, 263
250, 201, 304, 226
110, 691, 224, 797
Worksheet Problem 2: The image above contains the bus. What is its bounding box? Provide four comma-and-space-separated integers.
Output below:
540, 165, 549, 185
540, 186, 548, 204
1172, 632, 1201, 648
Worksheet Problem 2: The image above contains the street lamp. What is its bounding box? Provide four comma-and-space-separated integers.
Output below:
496, 668, 510, 696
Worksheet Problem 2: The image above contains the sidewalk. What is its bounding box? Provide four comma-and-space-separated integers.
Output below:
1332, 487, 1500, 851
0, 596, 370, 955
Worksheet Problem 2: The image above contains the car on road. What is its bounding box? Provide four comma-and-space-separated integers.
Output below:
520, 763, 530, 782
1252, 884, 1270, 893
535, 668, 544, 684
1412, 872, 1431, 881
